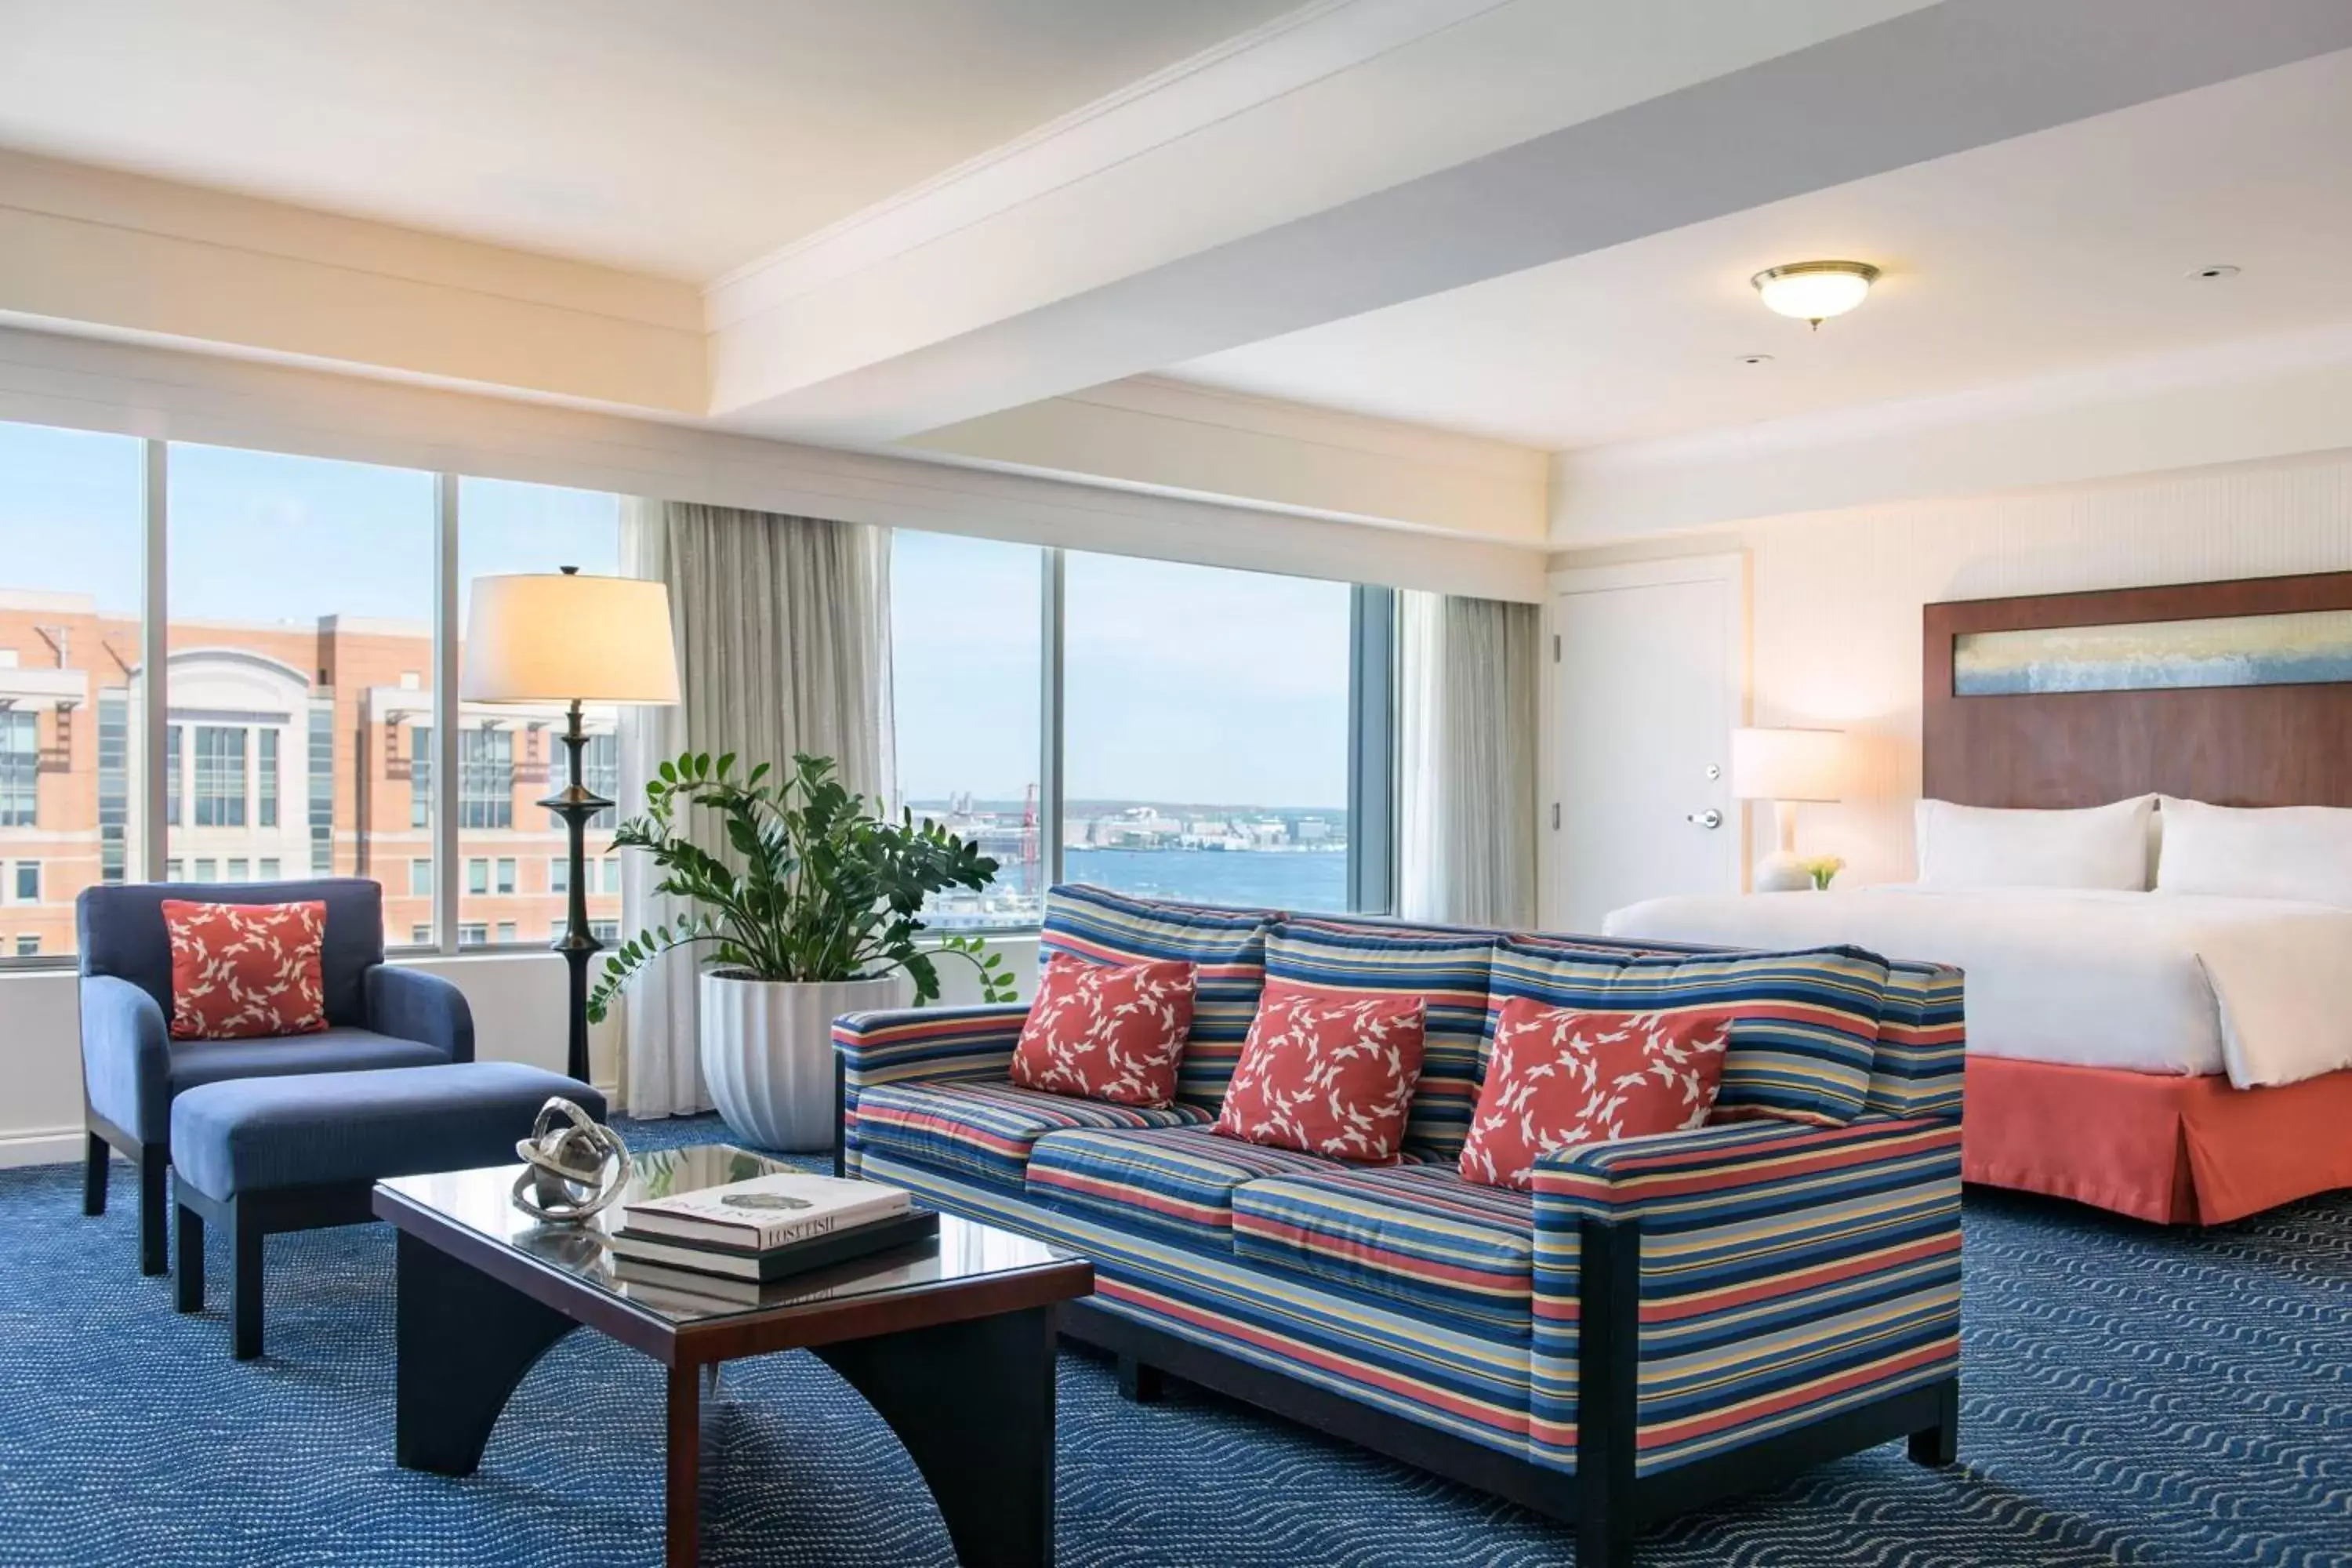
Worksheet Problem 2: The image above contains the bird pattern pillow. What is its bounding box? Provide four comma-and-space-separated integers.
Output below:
1009, 955, 1196, 1108
162, 899, 330, 1041
1212, 978, 1427, 1161
1458, 1000, 1732, 1190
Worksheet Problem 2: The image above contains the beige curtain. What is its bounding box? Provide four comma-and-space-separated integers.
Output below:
1398, 591, 1540, 927
614, 499, 894, 1118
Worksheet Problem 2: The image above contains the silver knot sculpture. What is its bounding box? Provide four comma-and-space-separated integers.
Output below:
510, 1096, 633, 1224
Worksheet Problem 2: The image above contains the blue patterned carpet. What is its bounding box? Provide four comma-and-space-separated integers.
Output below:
2, 1116, 2346, 1567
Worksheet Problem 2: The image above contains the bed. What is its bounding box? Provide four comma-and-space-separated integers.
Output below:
1610, 571, 2352, 1225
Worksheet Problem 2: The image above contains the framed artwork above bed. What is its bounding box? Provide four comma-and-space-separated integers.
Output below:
1923, 570, 2352, 808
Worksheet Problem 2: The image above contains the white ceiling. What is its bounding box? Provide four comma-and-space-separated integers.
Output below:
1169, 48, 2352, 452
0, 0, 1297, 281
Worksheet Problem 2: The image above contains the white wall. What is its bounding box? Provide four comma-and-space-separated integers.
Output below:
1552, 446, 2352, 887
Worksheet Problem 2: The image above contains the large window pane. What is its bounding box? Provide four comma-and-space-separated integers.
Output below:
891, 532, 1044, 928
1065, 554, 1352, 913
168, 443, 434, 938
457, 477, 622, 946
0, 419, 145, 959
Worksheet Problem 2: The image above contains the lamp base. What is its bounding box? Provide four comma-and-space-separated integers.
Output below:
1752, 850, 1813, 893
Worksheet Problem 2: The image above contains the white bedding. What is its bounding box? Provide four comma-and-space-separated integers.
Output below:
1602, 887, 2352, 1089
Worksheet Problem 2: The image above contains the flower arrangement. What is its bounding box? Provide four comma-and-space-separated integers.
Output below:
1802, 854, 1846, 891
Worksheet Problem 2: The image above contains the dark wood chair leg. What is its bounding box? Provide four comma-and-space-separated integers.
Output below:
1116, 1352, 1165, 1404
137, 1144, 169, 1276
82, 1131, 108, 1218
230, 1198, 263, 1361
1907, 1377, 1959, 1468
174, 1201, 205, 1314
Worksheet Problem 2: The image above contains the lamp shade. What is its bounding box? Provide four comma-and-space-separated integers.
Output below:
1729, 726, 1849, 803
461, 572, 681, 705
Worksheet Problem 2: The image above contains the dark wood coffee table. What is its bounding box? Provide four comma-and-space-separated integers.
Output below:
373, 1145, 1092, 1567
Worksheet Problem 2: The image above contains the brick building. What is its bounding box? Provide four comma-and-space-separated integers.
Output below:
0, 588, 620, 959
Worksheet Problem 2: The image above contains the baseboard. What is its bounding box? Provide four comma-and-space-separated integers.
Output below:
0, 1124, 95, 1170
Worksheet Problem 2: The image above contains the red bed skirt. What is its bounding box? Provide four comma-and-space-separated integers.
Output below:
1962, 1055, 2352, 1224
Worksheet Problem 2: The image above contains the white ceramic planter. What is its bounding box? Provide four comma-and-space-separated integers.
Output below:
699, 971, 907, 1152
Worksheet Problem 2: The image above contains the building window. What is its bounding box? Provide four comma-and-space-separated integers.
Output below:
193, 724, 249, 827
98, 691, 128, 884
590, 920, 619, 943
307, 702, 335, 874
257, 728, 279, 828
549, 857, 569, 895
13, 935, 36, 957
0, 710, 38, 828
459, 726, 513, 829
495, 857, 516, 895
601, 857, 622, 894
259, 857, 280, 879
409, 858, 433, 897
226, 858, 248, 880
12, 862, 36, 902
467, 858, 488, 895
193, 858, 216, 883
409, 724, 434, 829
411, 924, 433, 946
495, 920, 517, 944
583, 732, 619, 829
165, 858, 183, 881
165, 724, 183, 827
458, 922, 488, 947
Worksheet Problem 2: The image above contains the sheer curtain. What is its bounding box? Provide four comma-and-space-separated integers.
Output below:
1398, 591, 1541, 927
615, 499, 894, 1118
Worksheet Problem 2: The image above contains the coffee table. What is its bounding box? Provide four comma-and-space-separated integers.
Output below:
373, 1145, 1092, 1567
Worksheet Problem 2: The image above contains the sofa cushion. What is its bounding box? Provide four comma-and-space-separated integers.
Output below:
853, 1081, 1208, 1189
1487, 938, 1889, 1127
169, 1028, 452, 1099
162, 898, 330, 1040
1231, 1164, 1535, 1341
1214, 979, 1425, 1160
1027, 1124, 1345, 1251
1009, 955, 1195, 1108
1867, 960, 1967, 1120
1041, 884, 1275, 1114
1265, 920, 1497, 1157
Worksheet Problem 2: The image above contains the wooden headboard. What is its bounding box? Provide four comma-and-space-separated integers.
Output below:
1922, 571, 2352, 808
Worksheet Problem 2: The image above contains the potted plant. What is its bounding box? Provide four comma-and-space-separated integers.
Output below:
586, 750, 1015, 1150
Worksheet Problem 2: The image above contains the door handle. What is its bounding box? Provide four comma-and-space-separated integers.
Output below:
1686, 808, 1723, 829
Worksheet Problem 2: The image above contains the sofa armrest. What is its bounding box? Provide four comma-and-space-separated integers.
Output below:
1528, 1116, 1962, 1479
80, 975, 173, 1144
831, 1003, 1029, 1174
365, 965, 475, 1064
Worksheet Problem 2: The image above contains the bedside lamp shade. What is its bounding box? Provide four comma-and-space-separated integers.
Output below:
1730, 726, 1849, 804
462, 572, 680, 704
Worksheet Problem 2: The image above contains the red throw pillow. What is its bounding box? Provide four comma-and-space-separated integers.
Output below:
162, 899, 330, 1041
1459, 1000, 1733, 1191
1009, 956, 1196, 1108
1212, 978, 1426, 1161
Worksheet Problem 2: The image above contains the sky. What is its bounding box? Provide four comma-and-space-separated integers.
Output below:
3, 418, 1352, 813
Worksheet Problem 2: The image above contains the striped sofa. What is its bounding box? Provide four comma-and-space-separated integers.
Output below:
832, 885, 1965, 1566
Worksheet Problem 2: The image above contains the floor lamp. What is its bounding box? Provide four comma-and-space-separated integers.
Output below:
463, 567, 681, 1083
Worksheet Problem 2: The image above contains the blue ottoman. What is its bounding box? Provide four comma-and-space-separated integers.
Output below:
169, 1062, 605, 1359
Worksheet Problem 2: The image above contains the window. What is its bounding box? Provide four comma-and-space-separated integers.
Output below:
890, 532, 1045, 928
467, 858, 488, 895
259, 858, 280, 879
0, 420, 143, 958
169, 443, 434, 923
226, 858, 248, 880
601, 857, 622, 895
412, 924, 433, 946
549, 857, 568, 895
459, 727, 513, 829
590, 920, 619, 943
495, 857, 516, 895
257, 728, 279, 828
408, 724, 434, 829
409, 858, 433, 897
193, 725, 248, 826
12, 862, 36, 902
0, 711, 35, 827
165, 859, 183, 881
1063, 554, 1353, 915
495, 921, 517, 944
193, 858, 216, 883
458, 923, 488, 947
165, 724, 183, 827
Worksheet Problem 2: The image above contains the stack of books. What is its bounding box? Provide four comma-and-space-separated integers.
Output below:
606, 1171, 937, 1307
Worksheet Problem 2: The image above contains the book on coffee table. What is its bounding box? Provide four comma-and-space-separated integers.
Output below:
606, 1207, 939, 1283
621, 1171, 909, 1251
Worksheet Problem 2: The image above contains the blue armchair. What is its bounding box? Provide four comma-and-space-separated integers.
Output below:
78, 878, 474, 1275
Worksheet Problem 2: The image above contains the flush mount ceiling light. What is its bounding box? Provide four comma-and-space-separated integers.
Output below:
1751, 260, 1880, 328
2188, 263, 2241, 280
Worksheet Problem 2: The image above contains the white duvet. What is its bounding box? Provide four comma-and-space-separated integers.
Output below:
1602, 887, 2352, 1089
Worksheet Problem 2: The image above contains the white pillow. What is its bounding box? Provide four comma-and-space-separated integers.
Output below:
1914, 796, 2155, 891
2155, 797, 2352, 907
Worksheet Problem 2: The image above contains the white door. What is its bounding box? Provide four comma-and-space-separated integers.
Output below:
1548, 560, 1744, 933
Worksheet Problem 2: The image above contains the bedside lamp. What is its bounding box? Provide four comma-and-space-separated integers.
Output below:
1730, 726, 1850, 892
463, 568, 680, 1083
